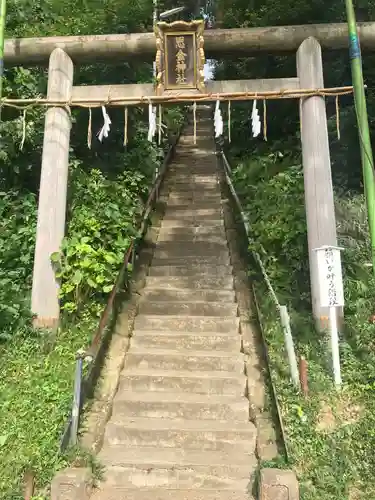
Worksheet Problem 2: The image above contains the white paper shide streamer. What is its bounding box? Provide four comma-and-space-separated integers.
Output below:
97, 106, 112, 142
251, 99, 261, 138
148, 103, 157, 142
214, 100, 223, 138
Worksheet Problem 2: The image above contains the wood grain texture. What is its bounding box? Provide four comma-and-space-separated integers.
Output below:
297, 37, 340, 324
31, 48, 73, 327
71, 78, 300, 104
4, 22, 375, 66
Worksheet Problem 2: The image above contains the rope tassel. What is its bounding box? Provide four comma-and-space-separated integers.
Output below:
87, 108, 92, 149
193, 102, 197, 145
123, 106, 128, 146
336, 95, 341, 141
228, 100, 231, 143
20, 108, 27, 151
158, 104, 162, 145
263, 99, 268, 141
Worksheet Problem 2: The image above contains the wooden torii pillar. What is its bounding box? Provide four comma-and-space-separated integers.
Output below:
297, 37, 341, 327
28, 30, 342, 329
31, 48, 73, 328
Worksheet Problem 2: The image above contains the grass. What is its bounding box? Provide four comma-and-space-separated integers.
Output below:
229, 151, 375, 499
255, 279, 375, 500
0, 311, 98, 499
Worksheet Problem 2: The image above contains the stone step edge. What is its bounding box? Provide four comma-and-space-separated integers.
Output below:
126, 348, 244, 360
90, 487, 255, 500
135, 315, 239, 321
98, 445, 256, 468
99, 464, 255, 486
138, 299, 237, 307
130, 330, 240, 338
120, 368, 246, 380
140, 287, 235, 295
104, 417, 256, 433
113, 391, 248, 404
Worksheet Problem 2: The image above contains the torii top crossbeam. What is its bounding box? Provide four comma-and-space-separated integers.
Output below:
5, 22, 375, 66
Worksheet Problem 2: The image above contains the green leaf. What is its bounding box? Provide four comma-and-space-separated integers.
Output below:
104, 253, 116, 264
72, 270, 83, 285
0, 434, 8, 447
50, 252, 61, 263
87, 278, 97, 288
103, 284, 113, 293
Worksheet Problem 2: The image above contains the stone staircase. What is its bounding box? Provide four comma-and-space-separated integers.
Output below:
91, 110, 258, 499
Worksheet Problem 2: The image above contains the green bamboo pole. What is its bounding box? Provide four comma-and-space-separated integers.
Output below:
345, 0, 375, 273
0, 0, 6, 99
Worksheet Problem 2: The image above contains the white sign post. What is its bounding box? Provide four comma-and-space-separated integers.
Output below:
314, 245, 344, 387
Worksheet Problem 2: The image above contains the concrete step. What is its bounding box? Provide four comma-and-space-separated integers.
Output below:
98, 445, 255, 470
96, 462, 256, 490
167, 167, 216, 174
111, 392, 249, 421
170, 175, 218, 182
158, 224, 226, 235
168, 187, 220, 196
166, 179, 218, 186
138, 300, 237, 317
124, 349, 244, 373
130, 331, 240, 352
144, 275, 234, 291
169, 181, 219, 189
158, 219, 225, 229
158, 224, 225, 237
166, 198, 223, 208
153, 242, 229, 258
167, 194, 222, 204
148, 265, 231, 278
168, 183, 221, 190
167, 169, 218, 177
171, 172, 219, 178
151, 255, 231, 266
103, 418, 257, 453
91, 487, 254, 500
162, 212, 222, 222
141, 288, 235, 303
168, 159, 216, 165
173, 151, 214, 157
133, 315, 239, 333
160, 219, 225, 231
157, 233, 227, 245
119, 369, 246, 395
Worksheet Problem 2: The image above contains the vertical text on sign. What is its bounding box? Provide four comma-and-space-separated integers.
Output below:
316, 246, 344, 308
165, 32, 196, 89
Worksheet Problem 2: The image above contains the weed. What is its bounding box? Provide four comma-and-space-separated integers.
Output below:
233, 154, 375, 499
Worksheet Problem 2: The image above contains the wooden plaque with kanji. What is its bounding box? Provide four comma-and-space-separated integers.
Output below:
154, 20, 205, 95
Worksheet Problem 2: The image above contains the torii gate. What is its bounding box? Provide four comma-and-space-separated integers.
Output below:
3, 22, 366, 329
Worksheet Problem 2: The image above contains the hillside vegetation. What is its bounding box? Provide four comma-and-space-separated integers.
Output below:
215, 0, 375, 498
0, 1, 185, 497
2, 0, 375, 498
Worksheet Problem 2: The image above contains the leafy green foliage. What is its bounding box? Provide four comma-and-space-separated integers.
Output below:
232, 154, 309, 305
0, 316, 96, 500
232, 150, 375, 498
217, 0, 375, 496
53, 165, 148, 313
0, 191, 36, 340
0, 1, 185, 497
